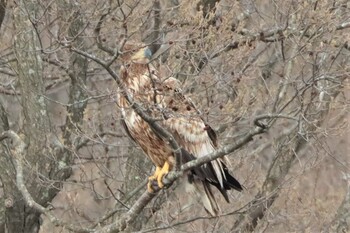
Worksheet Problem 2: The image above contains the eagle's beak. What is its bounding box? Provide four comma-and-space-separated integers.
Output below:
144, 47, 152, 60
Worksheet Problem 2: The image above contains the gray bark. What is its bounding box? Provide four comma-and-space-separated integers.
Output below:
0, 0, 88, 232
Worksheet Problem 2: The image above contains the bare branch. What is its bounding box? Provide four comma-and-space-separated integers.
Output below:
143, 0, 162, 54
253, 113, 299, 128
232, 82, 346, 231
94, 124, 265, 233
0, 85, 19, 95
336, 21, 350, 30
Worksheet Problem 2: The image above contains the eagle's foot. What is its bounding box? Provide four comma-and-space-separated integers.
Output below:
147, 166, 161, 193
157, 161, 170, 189
147, 162, 170, 192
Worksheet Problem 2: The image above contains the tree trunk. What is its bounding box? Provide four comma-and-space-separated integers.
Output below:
0, 0, 88, 231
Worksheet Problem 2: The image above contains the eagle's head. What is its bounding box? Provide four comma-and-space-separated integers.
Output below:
120, 43, 152, 64
119, 44, 153, 81
130, 47, 152, 63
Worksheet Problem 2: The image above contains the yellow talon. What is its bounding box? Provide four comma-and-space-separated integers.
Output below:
147, 162, 171, 192
147, 166, 161, 193
157, 161, 170, 189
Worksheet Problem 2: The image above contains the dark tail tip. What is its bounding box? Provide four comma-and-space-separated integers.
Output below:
224, 171, 243, 192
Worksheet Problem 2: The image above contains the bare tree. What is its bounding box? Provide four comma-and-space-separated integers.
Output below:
0, 0, 349, 233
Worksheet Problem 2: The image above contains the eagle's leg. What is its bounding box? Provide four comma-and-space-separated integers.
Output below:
156, 161, 170, 189
147, 162, 171, 192
147, 166, 161, 193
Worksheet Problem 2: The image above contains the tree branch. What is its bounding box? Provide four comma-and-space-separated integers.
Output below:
95, 124, 265, 233
94, 2, 115, 55
232, 76, 346, 231
142, 0, 162, 54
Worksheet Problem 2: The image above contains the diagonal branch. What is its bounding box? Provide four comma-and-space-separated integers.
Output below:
95, 124, 265, 233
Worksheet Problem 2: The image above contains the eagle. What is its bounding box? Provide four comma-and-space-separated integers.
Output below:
117, 43, 242, 216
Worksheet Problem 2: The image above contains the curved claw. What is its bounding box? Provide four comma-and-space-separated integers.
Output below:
147, 162, 170, 192
157, 161, 170, 189
147, 166, 161, 193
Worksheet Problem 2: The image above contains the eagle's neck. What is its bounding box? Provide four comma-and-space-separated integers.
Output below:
118, 63, 158, 108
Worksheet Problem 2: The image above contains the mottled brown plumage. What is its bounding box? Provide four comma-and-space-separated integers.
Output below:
117, 44, 242, 215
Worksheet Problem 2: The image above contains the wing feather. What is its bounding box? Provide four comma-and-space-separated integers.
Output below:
121, 119, 135, 143
156, 77, 242, 192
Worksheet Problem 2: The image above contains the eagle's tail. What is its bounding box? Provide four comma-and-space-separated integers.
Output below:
184, 175, 220, 216
180, 148, 242, 216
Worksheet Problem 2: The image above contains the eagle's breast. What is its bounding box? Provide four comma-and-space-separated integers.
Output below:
117, 65, 173, 167
122, 107, 172, 166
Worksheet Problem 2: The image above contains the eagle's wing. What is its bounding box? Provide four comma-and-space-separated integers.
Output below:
154, 77, 242, 214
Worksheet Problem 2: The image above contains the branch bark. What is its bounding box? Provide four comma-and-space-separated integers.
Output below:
0, 1, 86, 232
142, 0, 162, 54
1, 1, 53, 231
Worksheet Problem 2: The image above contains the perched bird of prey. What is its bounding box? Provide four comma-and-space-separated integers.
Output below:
117, 43, 242, 216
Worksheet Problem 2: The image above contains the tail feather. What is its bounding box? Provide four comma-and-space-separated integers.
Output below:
185, 175, 219, 216
180, 148, 242, 215
202, 182, 219, 216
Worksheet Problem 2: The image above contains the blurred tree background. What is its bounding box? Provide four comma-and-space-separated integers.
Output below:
0, 0, 349, 232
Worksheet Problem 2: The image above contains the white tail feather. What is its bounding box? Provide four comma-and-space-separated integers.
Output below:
184, 177, 220, 216
211, 160, 225, 188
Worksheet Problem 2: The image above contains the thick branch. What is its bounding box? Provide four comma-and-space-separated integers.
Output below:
94, 3, 115, 55
143, 0, 162, 54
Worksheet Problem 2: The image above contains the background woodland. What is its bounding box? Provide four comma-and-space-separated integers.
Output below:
0, 0, 349, 232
